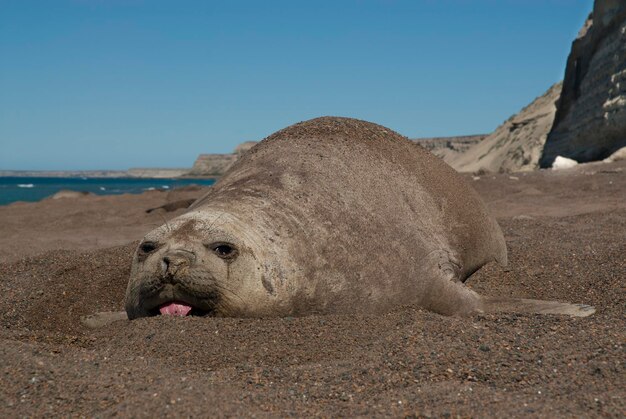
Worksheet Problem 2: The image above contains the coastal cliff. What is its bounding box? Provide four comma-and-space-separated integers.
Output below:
414, 135, 487, 162
436, 0, 625, 173
446, 83, 562, 173
187, 0, 625, 178
186, 154, 237, 177
540, 0, 626, 166
185, 141, 257, 177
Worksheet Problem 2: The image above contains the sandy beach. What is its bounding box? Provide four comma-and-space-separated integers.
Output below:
0, 161, 624, 417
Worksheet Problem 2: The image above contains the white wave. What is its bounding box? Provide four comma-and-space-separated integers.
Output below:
145, 187, 156, 191
99, 187, 106, 191
161, 185, 170, 189
17, 184, 35, 188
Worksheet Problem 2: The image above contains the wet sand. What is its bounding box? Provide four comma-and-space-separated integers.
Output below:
0, 161, 624, 417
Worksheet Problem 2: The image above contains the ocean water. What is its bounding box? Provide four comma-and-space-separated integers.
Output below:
0, 177, 216, 206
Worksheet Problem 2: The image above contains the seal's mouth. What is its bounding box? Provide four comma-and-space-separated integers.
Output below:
150, 301, 213, 317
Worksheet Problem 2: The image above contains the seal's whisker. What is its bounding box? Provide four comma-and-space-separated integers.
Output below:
156, 213, 172, 233
212, 282, 245, 304
215, 300, 236, 317
205, 212, 224, 235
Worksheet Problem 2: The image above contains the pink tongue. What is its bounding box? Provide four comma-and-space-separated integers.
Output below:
159, 302, 192, 316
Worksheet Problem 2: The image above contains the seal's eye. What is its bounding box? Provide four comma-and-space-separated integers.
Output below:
210, 243, 238, 260
139, 241, 159, 255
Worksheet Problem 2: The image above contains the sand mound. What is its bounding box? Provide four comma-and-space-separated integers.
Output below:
1, 245, 133, 336
0, 185, 210, 264
47, 190, 94, 200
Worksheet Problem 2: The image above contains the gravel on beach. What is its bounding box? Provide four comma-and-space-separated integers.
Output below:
0, 161, 624, 417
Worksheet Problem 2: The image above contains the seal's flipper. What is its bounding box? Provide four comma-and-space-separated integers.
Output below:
482, 297, 595, 317
419, 250, 485, 316
422, 280, 485, 316
81, 311, 128, 329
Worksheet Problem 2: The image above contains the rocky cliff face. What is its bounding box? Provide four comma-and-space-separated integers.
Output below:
186, 142, 259, 177
445, 83, 562, 173
414, 135, 486, 161
186, 154, 237, 177
540, 0, 626, 167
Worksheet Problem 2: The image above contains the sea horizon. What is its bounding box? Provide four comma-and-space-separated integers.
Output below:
0, 176, 215, 206
0, 168, 192, 177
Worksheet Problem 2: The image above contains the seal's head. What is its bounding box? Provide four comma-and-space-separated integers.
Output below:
125, 210, 278, 319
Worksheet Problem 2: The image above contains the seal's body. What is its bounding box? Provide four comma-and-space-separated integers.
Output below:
124, 117, 591, 320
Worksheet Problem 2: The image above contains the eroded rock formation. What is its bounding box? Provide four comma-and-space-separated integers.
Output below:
186, 142, 258, 177
414, 135, 487, 162
186, 154, 237, 177
445, 83, 562, 173
540, 0, 626, 167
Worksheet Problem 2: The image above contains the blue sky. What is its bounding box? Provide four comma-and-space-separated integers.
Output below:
0, 0, 593, 170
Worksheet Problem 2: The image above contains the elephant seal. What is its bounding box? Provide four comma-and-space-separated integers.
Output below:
123, 117, 594, 321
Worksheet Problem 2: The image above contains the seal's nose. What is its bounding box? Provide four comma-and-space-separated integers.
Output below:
161, 249, 195, 277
